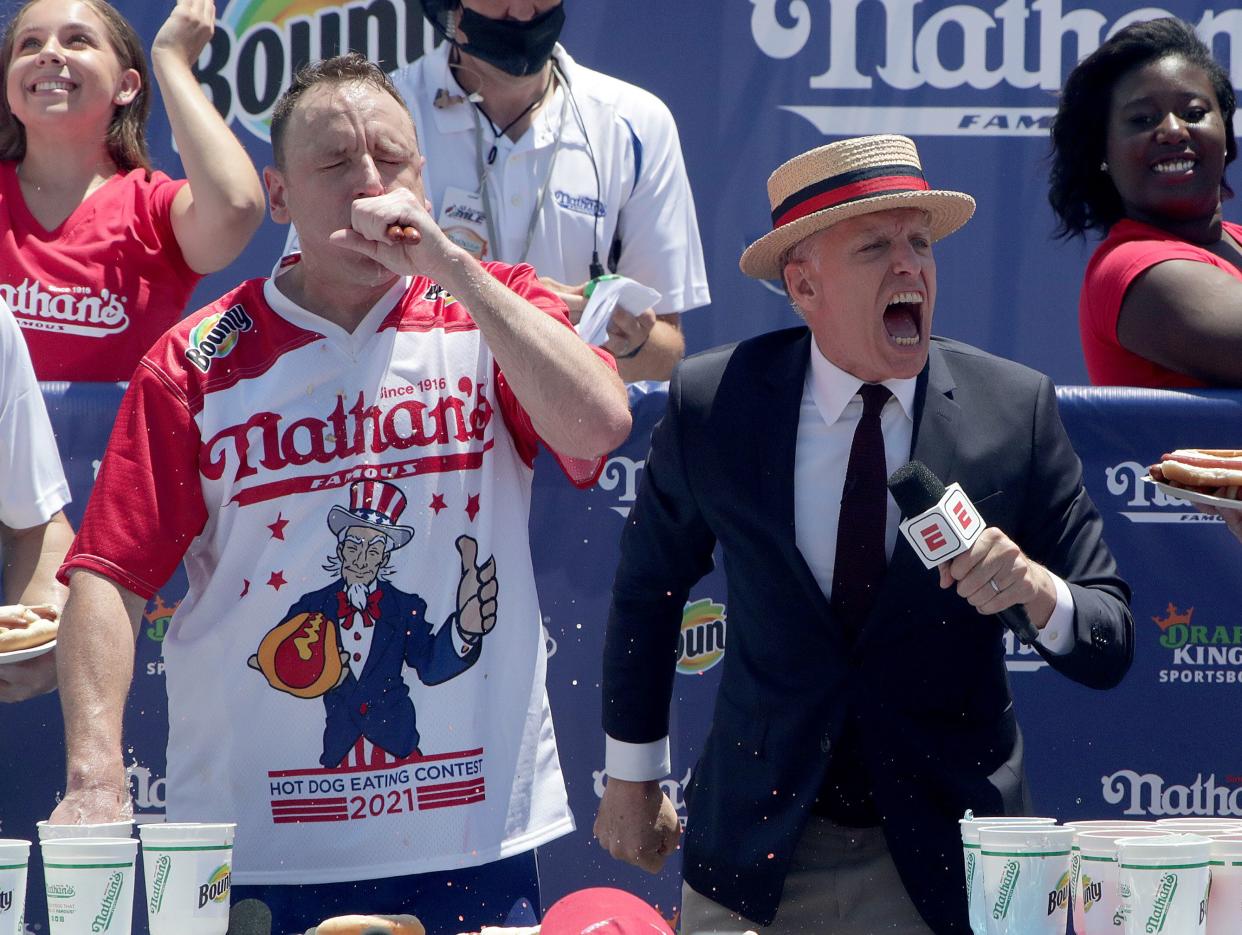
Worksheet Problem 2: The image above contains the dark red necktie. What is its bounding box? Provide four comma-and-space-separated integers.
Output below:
830, 383, 892, 637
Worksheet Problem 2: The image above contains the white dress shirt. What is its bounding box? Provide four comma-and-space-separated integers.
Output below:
605, 343, 1075, 781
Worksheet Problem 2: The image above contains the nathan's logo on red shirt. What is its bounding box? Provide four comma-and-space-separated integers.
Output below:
185, 304, 254, 372
1, 278, 130, 337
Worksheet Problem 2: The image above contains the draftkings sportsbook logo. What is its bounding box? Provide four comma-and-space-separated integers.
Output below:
1152, 602, 1242, 684
1104, 461, 1220, 524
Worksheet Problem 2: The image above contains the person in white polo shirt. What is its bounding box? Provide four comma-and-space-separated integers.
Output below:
48, 54, 629, 934
0, 298, 72, 702
388, 0, 710, 385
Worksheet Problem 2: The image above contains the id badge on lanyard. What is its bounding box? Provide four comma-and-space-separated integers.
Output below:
438, 186, 490, 261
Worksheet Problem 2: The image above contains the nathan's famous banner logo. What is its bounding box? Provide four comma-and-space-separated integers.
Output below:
676, 599, 726, 675
1151, 601, 1242, 685
1103, 770, 1242, 817
1105, 461, 1222, 525
195, 0, 434, 142
749, 1, 1242, 137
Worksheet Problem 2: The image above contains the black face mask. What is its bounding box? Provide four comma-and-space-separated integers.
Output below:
455, 3, 565, 77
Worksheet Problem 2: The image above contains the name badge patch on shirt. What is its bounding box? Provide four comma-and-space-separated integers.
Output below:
438, 187, 490, 261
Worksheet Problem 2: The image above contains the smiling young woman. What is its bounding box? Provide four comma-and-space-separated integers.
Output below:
0, 0, 264, 381
1050, 17, 1242, 387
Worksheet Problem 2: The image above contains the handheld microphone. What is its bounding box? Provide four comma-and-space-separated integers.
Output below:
887, 461, 1042, 646
226, 899, 272, 935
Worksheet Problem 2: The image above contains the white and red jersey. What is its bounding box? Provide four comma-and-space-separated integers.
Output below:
0, 162, 199, 381
63, 262, 609, 883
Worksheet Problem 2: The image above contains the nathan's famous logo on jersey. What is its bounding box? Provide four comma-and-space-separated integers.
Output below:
202, 379, 495, 507
1102, 770, 1242, 817
185, 304, 254, 373
144, 594, 180, 644
197, 865, 231, 909
201, 1, 431, 142
677, 599, 726, 675
1104, 461, 1218, 525
749, 2, 1242, 138
1152, 602, 1242, 684
1, 279, 130, 338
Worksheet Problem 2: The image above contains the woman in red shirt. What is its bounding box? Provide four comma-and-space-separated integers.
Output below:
1050, 17, 1242, 387
0, 0, 264, 380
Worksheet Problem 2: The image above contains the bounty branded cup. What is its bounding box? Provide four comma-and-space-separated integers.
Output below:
138, 822, 235, 935
41, 837, 137, 935
1073, 829, 1171, 934
1206, 834, 1242, 934
960, 817, 1057, 935
0, 840, 30, 935
979, 825, 1075, 935
1117, 833, 1212, 935
1066, 821, 1158, 931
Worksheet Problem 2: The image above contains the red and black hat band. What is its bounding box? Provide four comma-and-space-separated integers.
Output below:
770, 164, 929, 229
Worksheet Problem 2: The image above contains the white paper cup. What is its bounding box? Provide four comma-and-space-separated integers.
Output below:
960, 817, 1057, 935
138, 823, 235, 935
1207, 834, 1242, 935
1155, 818, 1242, 833
41, 837, 137, 935
0, 840, 30, 935
37, 821, 134, 841
1118, 834, 1211, 935
980, 826, 1075, 935
1074, 830, 1173, 934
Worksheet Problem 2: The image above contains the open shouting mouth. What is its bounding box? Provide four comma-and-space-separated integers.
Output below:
883, 291, 924, 347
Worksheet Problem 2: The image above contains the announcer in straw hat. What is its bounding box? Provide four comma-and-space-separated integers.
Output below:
594, 135, 1133, 933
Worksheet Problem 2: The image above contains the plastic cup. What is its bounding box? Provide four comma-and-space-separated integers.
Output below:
36, 821, 134, 841
960, 817, 1057, 935
41, 837, 137, 935
979, 825, 1075, 934
138, 823, 235, 935
1117, 834, 1211, 935
0, 840, 30, 935
1207, 834, 1242, 934
1074, 829, 1172, 934
1155, 818, 1242, 833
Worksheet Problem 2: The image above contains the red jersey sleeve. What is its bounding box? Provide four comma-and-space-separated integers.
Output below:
58, 356, 208, 598
139, 170, 195, 281
485, 262, 618, 489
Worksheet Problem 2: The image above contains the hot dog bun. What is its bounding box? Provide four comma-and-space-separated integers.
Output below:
1154, 449, 1242, 492
0, 603, 59, 653
312, 915, 424, 935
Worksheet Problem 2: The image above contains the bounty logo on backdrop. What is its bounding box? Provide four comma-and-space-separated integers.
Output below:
749, 2, 1242, 138
197, 1, 434, 142
677, 599, 726, 675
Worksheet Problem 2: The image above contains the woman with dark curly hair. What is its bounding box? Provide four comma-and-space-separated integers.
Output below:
1050, 17, 1242, 386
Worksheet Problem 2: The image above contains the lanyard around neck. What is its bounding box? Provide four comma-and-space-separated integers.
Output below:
471, 65, 570, 265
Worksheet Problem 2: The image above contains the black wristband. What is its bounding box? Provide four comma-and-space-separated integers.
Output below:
615, 336, 649, 360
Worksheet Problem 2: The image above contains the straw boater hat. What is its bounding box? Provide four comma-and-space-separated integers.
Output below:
739, 134, 976, 281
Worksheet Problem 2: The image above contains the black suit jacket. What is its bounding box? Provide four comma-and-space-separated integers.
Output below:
602, 330, 1133, 932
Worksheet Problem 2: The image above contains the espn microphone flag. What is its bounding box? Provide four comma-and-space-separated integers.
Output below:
887, 461, 1041, 645
887, 462, 983, 569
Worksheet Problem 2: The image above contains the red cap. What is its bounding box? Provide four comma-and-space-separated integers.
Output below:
540, 888, 674, 935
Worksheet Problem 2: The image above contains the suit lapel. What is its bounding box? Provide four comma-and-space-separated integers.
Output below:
357, 583, 393, 684
759, 331, 840, 638
855, 344, 960, 656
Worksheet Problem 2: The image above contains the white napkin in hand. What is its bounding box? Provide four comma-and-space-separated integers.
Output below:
575, 276, 662, 347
